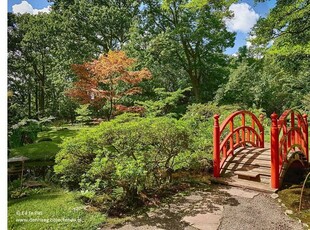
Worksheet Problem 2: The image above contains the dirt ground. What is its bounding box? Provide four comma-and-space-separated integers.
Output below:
102, 185, 306, 230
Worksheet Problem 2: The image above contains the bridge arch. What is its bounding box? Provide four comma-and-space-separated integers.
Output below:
280, 151, 307, 187
213, 110, 264, 177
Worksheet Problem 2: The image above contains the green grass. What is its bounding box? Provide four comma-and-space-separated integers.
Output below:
8, 188, 106, 230
10, 142, 61, 161
9, 127, 91, 161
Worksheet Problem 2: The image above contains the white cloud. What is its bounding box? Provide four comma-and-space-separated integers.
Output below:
225, 3, 259, 33
12, 1, 33, 14
33, 6, 50, 15
12, 1, 50, 15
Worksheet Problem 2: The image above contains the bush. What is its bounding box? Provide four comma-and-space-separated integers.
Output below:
75, 104, 92, 124
55, 114, 194, 210
181, 103, 242, 161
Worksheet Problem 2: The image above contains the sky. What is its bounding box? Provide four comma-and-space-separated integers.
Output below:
7, 0, 276, 54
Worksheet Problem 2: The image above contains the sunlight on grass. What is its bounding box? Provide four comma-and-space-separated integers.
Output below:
9, 126, 93, 161
8, 188, 106, 230
10, 142, 61, 161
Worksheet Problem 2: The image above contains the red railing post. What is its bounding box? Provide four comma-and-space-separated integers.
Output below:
291, 112, 295, 147
303, 114, 308, 162
229, 120, 234, 154
259, 114, 265, 147
271, 113, 279, 189
213, 114, 220, 177
241, 113, 246, 146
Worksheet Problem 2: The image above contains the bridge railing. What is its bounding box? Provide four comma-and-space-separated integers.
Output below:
213, 111, 264, 177
271, 110, 308, 188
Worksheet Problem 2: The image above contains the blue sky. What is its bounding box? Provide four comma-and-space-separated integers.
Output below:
7, 0, 276, 55
225, 0, 276, 54
8, 0, 53, 11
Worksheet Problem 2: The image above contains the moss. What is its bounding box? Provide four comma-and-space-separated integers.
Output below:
278, 187, 310, 225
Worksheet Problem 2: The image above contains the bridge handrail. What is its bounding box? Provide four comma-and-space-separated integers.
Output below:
270, 109, 308, 189
213, 110, 264, 177
219, 110, 264, 137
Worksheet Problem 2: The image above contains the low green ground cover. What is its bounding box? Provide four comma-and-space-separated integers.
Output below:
278, 186, 310, 226
8, 188, 106, 230
9, 127, 89, 161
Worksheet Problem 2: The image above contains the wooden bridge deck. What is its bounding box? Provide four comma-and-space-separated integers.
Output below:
220, 145, 277, 193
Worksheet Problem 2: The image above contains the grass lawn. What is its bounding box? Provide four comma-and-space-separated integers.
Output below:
8, 188, 106, 230
9, 126, 91, 161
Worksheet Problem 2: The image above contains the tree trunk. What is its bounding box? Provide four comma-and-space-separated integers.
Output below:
188, 71, 201, 102
28, 88, 31, 118
39, 62, 46, 117
35, 82, 39, 120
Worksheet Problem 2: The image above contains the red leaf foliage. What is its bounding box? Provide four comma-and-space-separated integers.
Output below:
66, 51, 151, 117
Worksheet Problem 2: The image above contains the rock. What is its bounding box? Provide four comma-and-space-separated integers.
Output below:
277, 199, 282, 203
285, 210, 293, 215
270, 193, 279, 199
303, 223, 309, 228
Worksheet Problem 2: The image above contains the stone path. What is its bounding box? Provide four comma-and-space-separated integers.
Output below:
102, 185, 304, 230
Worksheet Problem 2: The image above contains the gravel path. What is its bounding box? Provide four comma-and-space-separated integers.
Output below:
102, 185, 304, 230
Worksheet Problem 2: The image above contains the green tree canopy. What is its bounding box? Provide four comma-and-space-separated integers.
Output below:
126, 0, 236, 102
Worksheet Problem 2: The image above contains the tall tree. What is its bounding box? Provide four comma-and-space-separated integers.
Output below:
8, 12, 60, 119
127, 0, 235, 101
50, 0, 139, 57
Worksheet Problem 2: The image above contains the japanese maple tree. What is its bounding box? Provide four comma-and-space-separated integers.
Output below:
67, 51, 151, 120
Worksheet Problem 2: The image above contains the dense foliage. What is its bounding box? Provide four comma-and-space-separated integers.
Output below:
8, 0, 238, 125
8, 0, 310, 124
216, 0, 310, 114
55, 114, 193, 209
54, 104, 247, 211
8, 117, 54, 148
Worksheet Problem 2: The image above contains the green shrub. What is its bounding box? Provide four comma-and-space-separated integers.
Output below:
75, 104, 92, 124
181, 103, 242, 160
54, 114, 195, 210
137, 87, 191, 117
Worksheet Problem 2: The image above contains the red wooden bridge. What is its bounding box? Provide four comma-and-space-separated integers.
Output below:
213, 109, 309, 192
